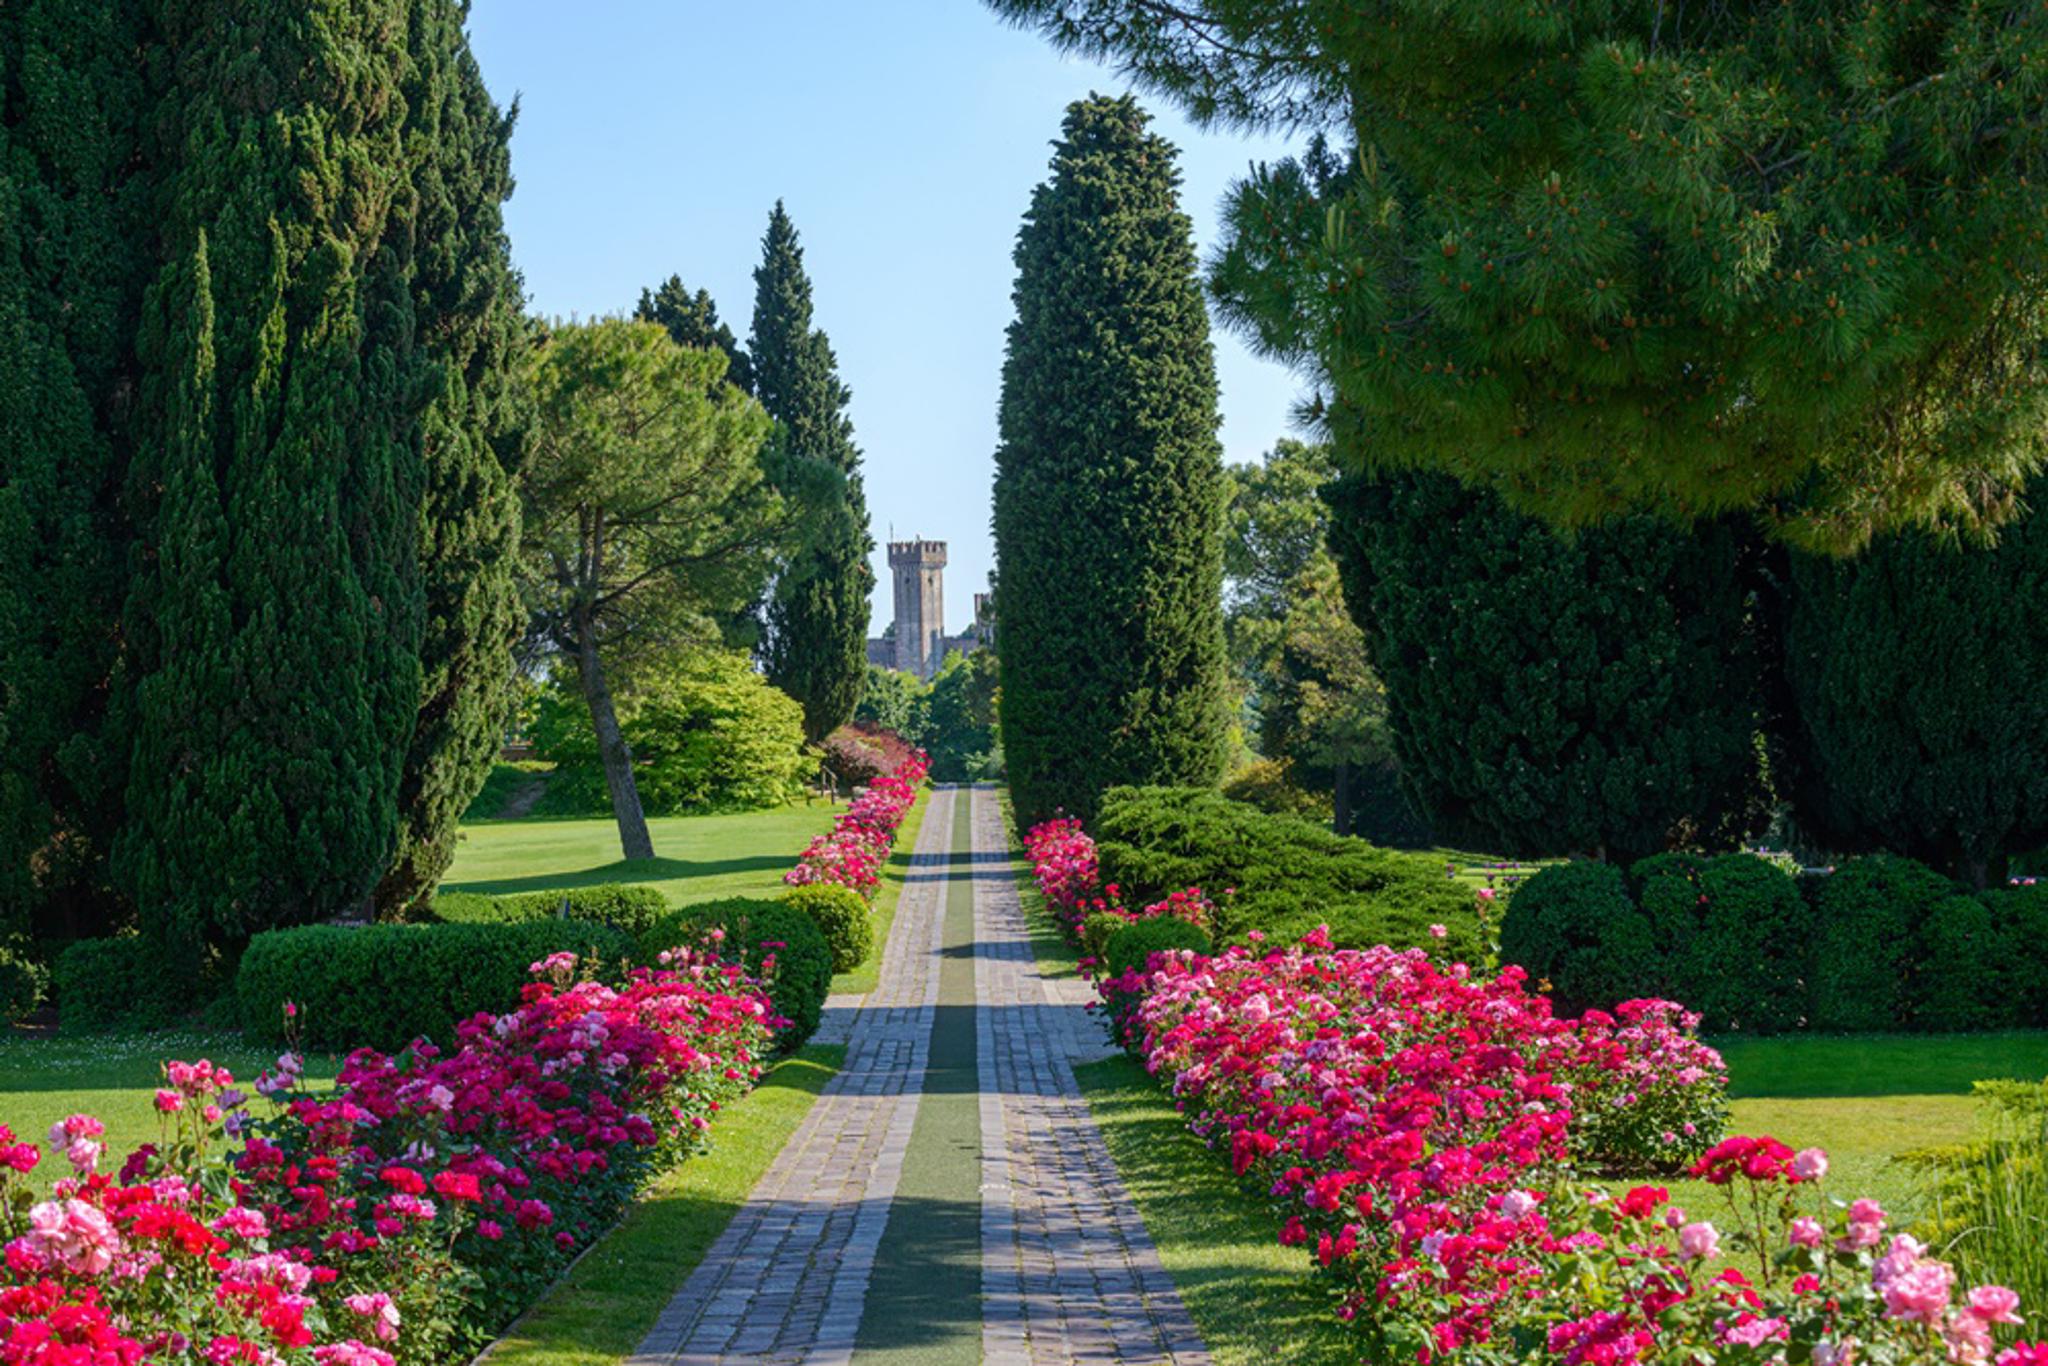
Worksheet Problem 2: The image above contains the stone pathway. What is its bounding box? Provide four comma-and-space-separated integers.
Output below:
625, 784, 1210, 1365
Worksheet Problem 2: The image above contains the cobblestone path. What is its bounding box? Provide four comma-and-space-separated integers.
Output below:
625, 784, 1208, 1365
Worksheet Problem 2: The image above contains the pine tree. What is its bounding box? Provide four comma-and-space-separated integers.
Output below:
635, 276, 752, 395
375, 2, 529, 916
748, 203, 875, 743
994, 94, 1229, 826
1782, 500, 2048, 886
0, 0, 147, 941
117, 0, 427, 961
992, 2, 2048, 554
1324, 471, 1771, 862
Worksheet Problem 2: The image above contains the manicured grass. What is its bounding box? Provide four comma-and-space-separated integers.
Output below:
444, 801, 842, 907
1716, 1031, 2048, 1097
483, 1045, 842, 1366
829, 785, 932, 997
0, 1030, 342, 1190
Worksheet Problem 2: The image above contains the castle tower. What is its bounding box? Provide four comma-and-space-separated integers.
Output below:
888, 539, 947, 679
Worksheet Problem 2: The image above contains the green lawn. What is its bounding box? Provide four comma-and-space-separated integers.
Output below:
444, 800, 842, 906
829, 786, 931, 997
0, 1030, 343, 1190
483, 1045, 841, 1366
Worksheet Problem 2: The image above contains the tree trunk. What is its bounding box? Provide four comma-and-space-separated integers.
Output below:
574, 612, 655, 861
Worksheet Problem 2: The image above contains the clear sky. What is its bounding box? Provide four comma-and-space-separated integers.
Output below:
466, 2, 1307, 637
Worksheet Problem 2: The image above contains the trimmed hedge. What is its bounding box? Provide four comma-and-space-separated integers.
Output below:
1497, 862, 1654, 1018
781, 884, 871, 972
56, 937, 187, 1032
1092, 787, 1479, 961
1102, 916, 1213, 982
640, 898, 833, 1050
1503, 849, 2048, 1033
0, 948, 45, 1026
420, 883, 669, 937
238, 919, 636, 1052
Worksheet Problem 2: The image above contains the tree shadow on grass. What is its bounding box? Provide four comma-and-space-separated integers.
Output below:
442, 854, 787, 898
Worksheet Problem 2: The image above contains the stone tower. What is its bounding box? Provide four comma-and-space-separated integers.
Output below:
888, 539, 947, 679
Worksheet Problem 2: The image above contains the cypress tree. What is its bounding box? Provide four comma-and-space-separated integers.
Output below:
117, 0, 427, 960
1324, 471, 1769, 862
375, 1, 529, 915
993, 94, 1229, 826
636, 276, 752, 395
0, 0, 147, 941
1782, 502, 2048, 886
749, 203, 875, 743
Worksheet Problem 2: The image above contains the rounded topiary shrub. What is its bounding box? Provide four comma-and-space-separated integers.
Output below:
781, 884, 872, 973
1630, 853, 1710, 1003
56, 936, 184, 1032
0, 948, 46, 1025
1499, 861, 1656, 1017
1678, 855, 1810, 1034
1102, 916, 1213, 981
1807, 854, 1956, 1031
647, 899, 832, 1049
1079, 911, 1132, 964
1977, 883, 2048, 1026
1917, 894, 2023, 1032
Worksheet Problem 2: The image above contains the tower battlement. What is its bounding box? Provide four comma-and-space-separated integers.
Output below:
887, 539, 948, 567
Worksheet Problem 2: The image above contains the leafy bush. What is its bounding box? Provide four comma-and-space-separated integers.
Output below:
461, 761, 551, 821
1977, 883, 2048, 1025
1918, 893, 2024, 1032
1676, 855, 1809, 1034
0, 947, 46, 1025
237, 919, 636, 1052
1631, 853, 1710, 992
1220, 757, 1333, 822
642, 898, 833, 1048
821, 730, 893, 788
1807, 853, 1955, 1031
781, 883, 871, 972
1498, 862, 1655, 1017
55, 936, 187, 1032
1092, 786, 1478, 960
421, 882, 669, 937
1102, 915, 1213, 982
532, 650, 809, 816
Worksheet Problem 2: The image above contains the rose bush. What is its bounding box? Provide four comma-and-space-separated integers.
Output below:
784, 751, 928, 900
0, 946, 776, 1366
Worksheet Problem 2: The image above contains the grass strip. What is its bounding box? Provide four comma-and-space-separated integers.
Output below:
852, 787, 982, 1365
832, 784, 934, 998
482, 1044, 843, 1366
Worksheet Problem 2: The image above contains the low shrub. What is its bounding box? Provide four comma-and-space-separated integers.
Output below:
1219, 757, 1332, 822
421, 882, 669, 937
237, 918, 636, 1051
1102, 915, 1212, 982
0, 946, 45, 1025
1979, 882, 2048, 1024
55, 935, 186, 1032
1631, 852, 1710, 989
1092, 786, 1478, 960
782, 883, 872, 972
1676, 854, 1809, 1034
1808, 853, 1956, 1031
643, 898, 833, 1048
1919, 893, 2025, 1032
1498, 861, 1655, 1016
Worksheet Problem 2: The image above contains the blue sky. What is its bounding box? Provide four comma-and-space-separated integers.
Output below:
467, 2, 1306, 636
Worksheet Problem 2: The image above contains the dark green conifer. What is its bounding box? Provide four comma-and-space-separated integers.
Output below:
993, 95, 1229, 826
749, 203, 875, 743
636, 276, 752, 395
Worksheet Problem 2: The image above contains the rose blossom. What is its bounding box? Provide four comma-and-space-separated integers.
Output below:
1678, 1221, 1720, 1261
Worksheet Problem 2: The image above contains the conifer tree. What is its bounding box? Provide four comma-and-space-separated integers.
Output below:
748, 203, 875, 743
992, 1, 2048, 553
0, 0, 146, 941
1324, 471, 1770, 862
117, 0, 427, 959
994, 94, 1229, 826
376, 5, 530, 915
636, 277, 752, 395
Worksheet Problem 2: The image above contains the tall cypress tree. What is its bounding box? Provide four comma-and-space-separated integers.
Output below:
0, 0, 146, 941
749, 203, 874, 743
117, 0, 427, 960
994, 94, 1229, 826
375, 1, 529, 915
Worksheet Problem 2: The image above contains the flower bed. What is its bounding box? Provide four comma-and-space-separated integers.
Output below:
784, 751, 928, 900
1025, 815, 2043, 1365
0, 948, 776, 1366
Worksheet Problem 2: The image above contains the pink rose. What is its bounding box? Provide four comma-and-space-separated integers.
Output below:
1968, 1286, 2023, 1326
1679, 1220, 1720, 1261
1791, 1147, 1829, 1181
1789, 1217, 1825, 1249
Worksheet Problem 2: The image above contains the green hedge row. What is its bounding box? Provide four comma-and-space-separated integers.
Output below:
1092, 786, 1480, 961
421, 883, 669, 936
637, 898, 834, 1049
238, 919, 637, 1052
1501, 852, 2048, 1033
